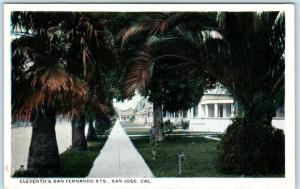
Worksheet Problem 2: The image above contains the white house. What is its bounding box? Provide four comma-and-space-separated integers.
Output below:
185, 87, 235, 132
132, 86, 285, 133
187, 88, 284, 132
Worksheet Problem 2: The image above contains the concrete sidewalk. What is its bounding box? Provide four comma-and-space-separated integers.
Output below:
87, 120, 154, 178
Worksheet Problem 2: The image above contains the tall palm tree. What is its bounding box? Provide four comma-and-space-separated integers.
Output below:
11, 12, 108, 175
11, 12, 89, 176
118, 12, 218, 141
65, 13, 118, 150
120, 12, 285, 174
121, 11, 284, 128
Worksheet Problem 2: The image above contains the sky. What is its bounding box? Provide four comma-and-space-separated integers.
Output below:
113, 93, 143, 111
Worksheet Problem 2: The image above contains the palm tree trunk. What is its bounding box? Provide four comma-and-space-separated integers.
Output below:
27, 107, 60, 177
242, 98, 275, 126
95, 117, 104, 135
87, 120, 97, 141
71, 114, 87, 151
95, 115, 110, 135
153, 102, 164, 142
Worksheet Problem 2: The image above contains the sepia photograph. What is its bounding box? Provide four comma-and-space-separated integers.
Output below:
3, 3, 295, 189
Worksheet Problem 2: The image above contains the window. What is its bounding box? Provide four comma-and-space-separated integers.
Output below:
201, 105, 206, 118
225, 104, 232, 117
207, 104, 215, 117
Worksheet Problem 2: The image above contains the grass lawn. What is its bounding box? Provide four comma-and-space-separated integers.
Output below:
131, 136, 225, 177
121, 122, 146, 127
121, 122, 223, 137
59, 137, 107, 177
125, 128, 150, 135
131, 136, 284, 177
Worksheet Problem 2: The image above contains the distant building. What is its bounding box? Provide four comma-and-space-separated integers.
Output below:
188, 87, 284, 132
188, 87, 235, 132
134, 98, 153, 124
130, 86, 285, 133
118, 108, 135, 122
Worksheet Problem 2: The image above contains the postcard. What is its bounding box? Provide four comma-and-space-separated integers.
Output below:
3, 3, 295, 189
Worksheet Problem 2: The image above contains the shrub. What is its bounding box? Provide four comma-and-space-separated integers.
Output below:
164, 120, 175, 134
95, 116, 112, 135
181, 120, 189, 129
12, 165, 34, 177
218, 118, 285, 176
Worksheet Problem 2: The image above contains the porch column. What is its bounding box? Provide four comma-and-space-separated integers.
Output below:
223, 104, 227, 117
205, 105, 208, 118
214, 104, 218, 118
198, 104, 203, 118
188, 109, 192, 118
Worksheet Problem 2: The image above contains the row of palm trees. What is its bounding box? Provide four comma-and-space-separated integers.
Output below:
11, 11, 285, 176
12, 12, 118, 176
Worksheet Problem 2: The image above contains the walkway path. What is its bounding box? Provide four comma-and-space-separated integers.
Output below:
87, 120, 154, 178
204, 135, 221, 141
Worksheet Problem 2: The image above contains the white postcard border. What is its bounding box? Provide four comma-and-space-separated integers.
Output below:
3, 3, 295, 189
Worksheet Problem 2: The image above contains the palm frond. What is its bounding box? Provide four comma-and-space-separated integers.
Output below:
89, 95, 108, 114
117, 13, 193, 47
33, 65, 88, 100
13, 64, 89, 120
82, 47, 96, 80
124, 46, 154, 97
273, 11, 285, 30
117, 24, 151, 47
124, 37, 201, 97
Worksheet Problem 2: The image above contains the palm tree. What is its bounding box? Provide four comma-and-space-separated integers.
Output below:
121, 11, 284, 129
11, 12, 109, 175
120, 12, 285, 174
65, 13, 118, 150
11, 12, 89, 176
118, 13, 218, 141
